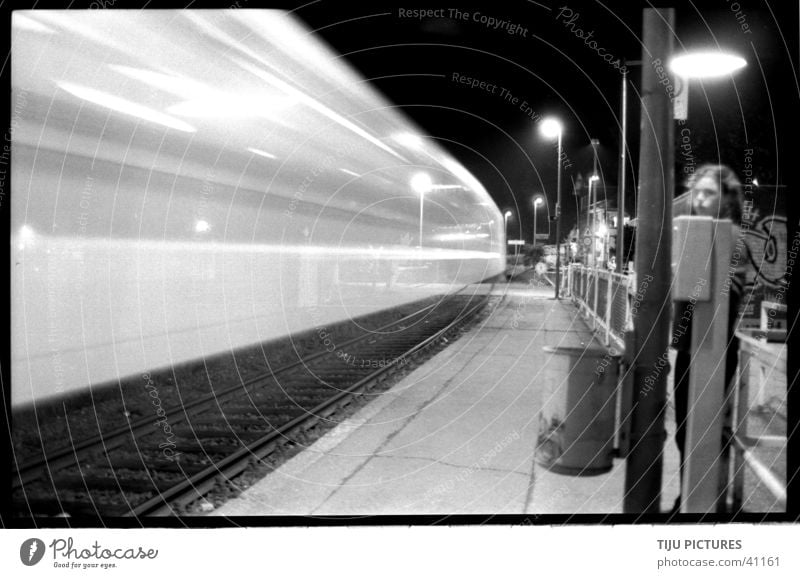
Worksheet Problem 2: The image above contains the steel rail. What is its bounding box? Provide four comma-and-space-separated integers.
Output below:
12, 298, 445, 488
128, 290, 490, 516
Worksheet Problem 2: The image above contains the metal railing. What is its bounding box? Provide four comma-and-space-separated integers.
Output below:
564, 264, 631, 351
728, 329, 788, 512
562, 265, 787, 512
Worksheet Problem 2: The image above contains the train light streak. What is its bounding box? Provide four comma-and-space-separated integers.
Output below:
57, 82, 196, 133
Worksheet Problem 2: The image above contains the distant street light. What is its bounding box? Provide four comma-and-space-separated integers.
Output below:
504, 210, 513, 240
590, 138, 600, 267
588, 174, 600, 266
540, 118, 563, 140
540, 117, 564, 298
411, 172, 433, 247
532, 196, 544, 249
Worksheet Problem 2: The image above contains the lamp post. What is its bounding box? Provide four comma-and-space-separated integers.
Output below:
411, 172, 433, 248
617, 51, 745, 273
622, 22, 749, 513
532, 196, 544, 249
588, 174, 599, 267
617, 64, 637, 273
504, 210, 513, 255
540, 117, 563, 298
589, 138, 600, 268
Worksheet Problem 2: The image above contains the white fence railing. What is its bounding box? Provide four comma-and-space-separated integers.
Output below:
729, 329, 788, 512
564, 264, 632, 351
561, 265, 786, 512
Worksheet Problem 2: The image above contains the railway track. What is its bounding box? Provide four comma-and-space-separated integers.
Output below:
12, 289, 492, 518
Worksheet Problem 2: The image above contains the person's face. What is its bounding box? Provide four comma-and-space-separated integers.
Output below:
690, 175, 722, 217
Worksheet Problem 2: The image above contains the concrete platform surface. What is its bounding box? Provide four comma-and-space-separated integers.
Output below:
212, 278, 680, 516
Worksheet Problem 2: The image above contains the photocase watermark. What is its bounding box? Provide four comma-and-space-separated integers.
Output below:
336, 350, 410, 369
651, 57, 680, 101
0, 139, 9, 209
772, 225, 800, 308
398, 8, 528, 37
723, 224, 749, 298
2, 88, 29, 207
46, 262, 68, 397
21, 536, 158, 569
450, 72, 574, 169
77, 176, 94, 239
679, 127, 696, 177
671, 276, 707, 343
89, 0, 117, 9
742, 148, 756, 198
555, 6, 628, 74
142, 373, 182, 462
20, 538, 46, 566
724, 0, 753, 35
511, 277, 551, 329
283, 141, 362, 221
46, 537, 158, 570
306, 306, 348, 358
640, 350, 670, 398
629, 273, 654, 317
595, 346, 621, 377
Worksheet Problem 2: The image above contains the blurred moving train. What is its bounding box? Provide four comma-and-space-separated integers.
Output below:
11, 11, 505, 407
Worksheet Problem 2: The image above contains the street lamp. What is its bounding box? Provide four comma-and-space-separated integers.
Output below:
669, 50, 747, 119
616, 50, 746, 273
588, 174, 600, 266
411, 172, 433, 247
532, 196, 544, 249
589, 138, 600, 267
540, 117, 563, 298
669, 51, 747, 78
504, 210, 515, 257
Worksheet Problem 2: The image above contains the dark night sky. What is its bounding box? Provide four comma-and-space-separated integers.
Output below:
295, 0, 796, 244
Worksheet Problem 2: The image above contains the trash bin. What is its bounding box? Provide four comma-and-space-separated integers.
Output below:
535, 346, 620, 476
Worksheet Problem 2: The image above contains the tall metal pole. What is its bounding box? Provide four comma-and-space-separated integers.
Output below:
586, 179, 592, 264
533, 204, 538, 248
591, 180, 596, 267
623, 7, 674, 514
554, 131, 563, 299
587, 176, 599, 267
617, 70, 628, 273
419, 190, 424, 248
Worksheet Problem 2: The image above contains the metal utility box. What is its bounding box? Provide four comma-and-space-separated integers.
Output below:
535, 346, 620, 476
672, 216, 713, 301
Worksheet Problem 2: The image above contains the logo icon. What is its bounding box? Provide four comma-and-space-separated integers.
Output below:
20, 538, 46, 566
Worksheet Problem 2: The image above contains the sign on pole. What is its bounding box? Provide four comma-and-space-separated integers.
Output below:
673, 77, 688, 120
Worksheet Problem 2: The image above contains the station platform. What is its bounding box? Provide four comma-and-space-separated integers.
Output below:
213, 275, 680, 516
